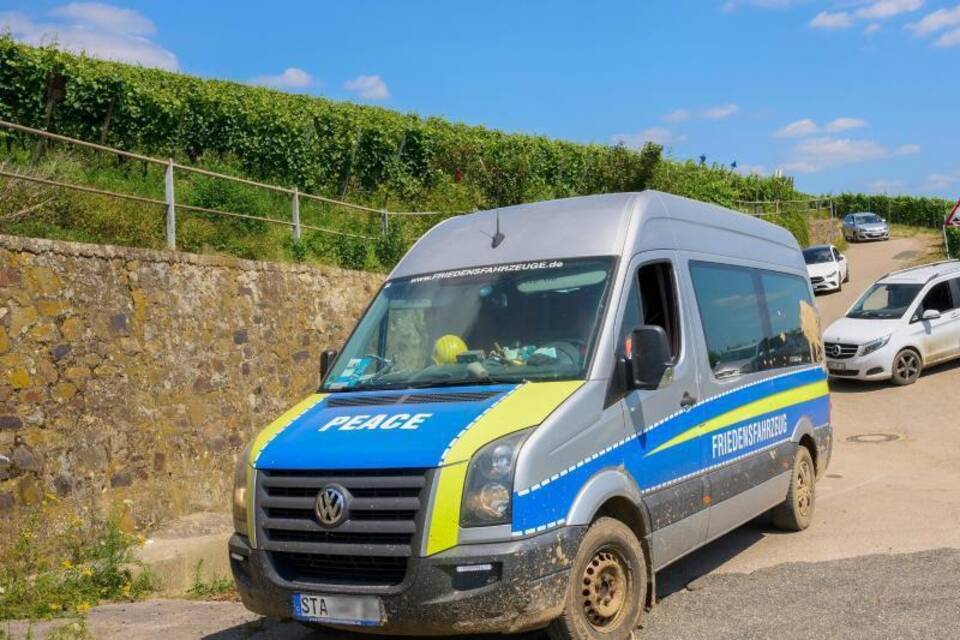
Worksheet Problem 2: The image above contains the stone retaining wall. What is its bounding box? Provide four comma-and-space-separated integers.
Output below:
0, 235, 381, 532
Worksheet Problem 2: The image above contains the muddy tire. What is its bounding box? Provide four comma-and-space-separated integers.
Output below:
891, 348, 922, 386
547, 518, 646, 640
771, 446, 816, 531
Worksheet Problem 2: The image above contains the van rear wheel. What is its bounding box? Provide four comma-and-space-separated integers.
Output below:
771, 446, 815, 531
548, 518, 646, 640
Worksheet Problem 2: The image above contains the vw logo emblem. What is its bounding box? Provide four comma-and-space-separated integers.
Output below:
315, 485, 348, 528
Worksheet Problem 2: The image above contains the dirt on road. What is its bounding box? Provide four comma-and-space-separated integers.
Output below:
8, 233, 960, 640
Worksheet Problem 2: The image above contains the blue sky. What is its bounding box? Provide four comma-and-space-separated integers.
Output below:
2, 0, 959, 198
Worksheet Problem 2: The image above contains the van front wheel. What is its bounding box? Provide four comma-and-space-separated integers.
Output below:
771, 446, 815, 531
548, 518, 647, 640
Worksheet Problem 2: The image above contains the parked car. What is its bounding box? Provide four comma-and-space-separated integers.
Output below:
230, 192, 832, 639
823, 260, 960, 385
803, 244, 849, 293
842, 212, 890, 242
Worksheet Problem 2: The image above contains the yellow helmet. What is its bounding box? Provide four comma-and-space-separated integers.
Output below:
433, 334, 468, 365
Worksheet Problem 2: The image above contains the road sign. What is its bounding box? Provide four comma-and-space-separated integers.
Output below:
946, 199, 960, 227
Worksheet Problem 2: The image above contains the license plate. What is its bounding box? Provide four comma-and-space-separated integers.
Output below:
293, 593, 382, 627
827, 360, 846, 372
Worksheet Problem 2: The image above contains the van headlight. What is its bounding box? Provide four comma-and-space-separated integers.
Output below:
461, 430, 531, 527
233, 441, 254, 537
860, 335, 891, 356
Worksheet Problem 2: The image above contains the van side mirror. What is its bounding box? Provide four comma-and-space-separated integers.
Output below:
319, 349, 338, 381
626, 326, 671, 390
921, 309, 941, 321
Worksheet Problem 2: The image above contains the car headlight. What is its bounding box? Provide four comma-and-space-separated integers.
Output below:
860, 335, 891, 356
233, 441, 254, 537
461, 430, 531, 527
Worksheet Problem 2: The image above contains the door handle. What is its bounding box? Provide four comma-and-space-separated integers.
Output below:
680, 392, 697, 410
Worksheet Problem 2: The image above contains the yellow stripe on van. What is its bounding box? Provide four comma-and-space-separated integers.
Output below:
248, 393, 327, 466
246, 393, 327, 548
425, 381, 583, 555
646, 380, 829, 457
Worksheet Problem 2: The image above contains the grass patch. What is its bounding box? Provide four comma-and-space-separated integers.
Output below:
0, 512, 154, 621
186, 561, 236, 601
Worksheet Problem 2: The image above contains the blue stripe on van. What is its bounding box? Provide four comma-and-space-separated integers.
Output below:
510, 366, 828, 537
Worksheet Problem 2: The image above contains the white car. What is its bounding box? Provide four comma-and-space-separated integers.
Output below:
803, 244, 849, 293
823, 260, 960, 385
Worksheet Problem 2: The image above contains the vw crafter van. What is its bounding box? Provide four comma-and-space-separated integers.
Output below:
230, 192, 832, 639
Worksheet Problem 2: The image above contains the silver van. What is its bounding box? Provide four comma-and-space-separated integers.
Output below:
230, 192, 833, 639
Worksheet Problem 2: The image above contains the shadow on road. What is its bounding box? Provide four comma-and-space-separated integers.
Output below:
655, 517, 768, 599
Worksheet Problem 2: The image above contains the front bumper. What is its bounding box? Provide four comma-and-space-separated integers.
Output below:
810, 275, 841, 292
825, 345, 893, 381
856, 229, 890, 241
230, 526, 585, 635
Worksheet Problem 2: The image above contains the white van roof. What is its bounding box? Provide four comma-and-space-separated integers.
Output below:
390, 190, 802, 279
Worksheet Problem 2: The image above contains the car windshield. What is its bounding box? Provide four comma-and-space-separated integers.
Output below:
847, 282, 921, 319
855, 214, 883, 224
323, 258, 615, 391
803, 247, 834, 264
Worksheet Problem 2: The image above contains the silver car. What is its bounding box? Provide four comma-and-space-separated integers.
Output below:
842, 212, 890, 242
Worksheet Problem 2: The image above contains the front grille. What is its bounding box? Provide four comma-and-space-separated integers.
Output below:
824, 342, 859, 359
326, 391, 499, 407
257, 469, 429, 587
811, 276, 825, 284
271, 552, 408, 586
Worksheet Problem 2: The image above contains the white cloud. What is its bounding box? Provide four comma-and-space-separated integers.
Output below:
864, 22, 883, 34
722, 0, 810, 10
48, 2, 154, 35
704, 103, 740, 119
612, 128, 686, 148
826, 117, 868, 132
783, 136, 920, 173
894, 143, 922, 156
869, 179, 904, 193
855, 0, 924, 20
935, 26, 960, 46
906, 4, 960, 35
775, 119, 820, 138
663, 104, 739, 123
0, 5, 176, 70
735, 163, 768, 176
664, 109, 691, 123
344, 74, 389, 100
810, 11, 854, 28
249, 67, 313, 90
921, 171, 960, 191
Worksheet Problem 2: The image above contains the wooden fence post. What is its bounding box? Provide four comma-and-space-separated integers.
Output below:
292, 187, 302, 241
165, 158, 176, 251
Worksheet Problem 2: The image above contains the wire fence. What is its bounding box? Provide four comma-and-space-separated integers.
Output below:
0, 119, 454, 249
735, 197, 836, 218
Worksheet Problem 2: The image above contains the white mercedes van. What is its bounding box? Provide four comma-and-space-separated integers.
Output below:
824, 260, 960, 385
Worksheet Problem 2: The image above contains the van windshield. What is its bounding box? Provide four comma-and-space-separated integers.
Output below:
323, 258, 615, 391
847, 282, 921, 319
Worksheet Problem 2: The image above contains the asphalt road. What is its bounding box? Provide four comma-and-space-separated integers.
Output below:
9, 234, 960, 639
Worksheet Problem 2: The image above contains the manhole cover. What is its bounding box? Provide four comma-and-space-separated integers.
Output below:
846, 433, 902, 444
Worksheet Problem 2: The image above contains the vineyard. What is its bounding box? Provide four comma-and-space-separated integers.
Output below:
0, 37, 953, 268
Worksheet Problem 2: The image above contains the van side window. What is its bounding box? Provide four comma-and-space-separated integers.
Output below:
759, 272, 818, 369
638, 262, 680, 360
919, 281, 956, 314
689, 262, 765, 377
